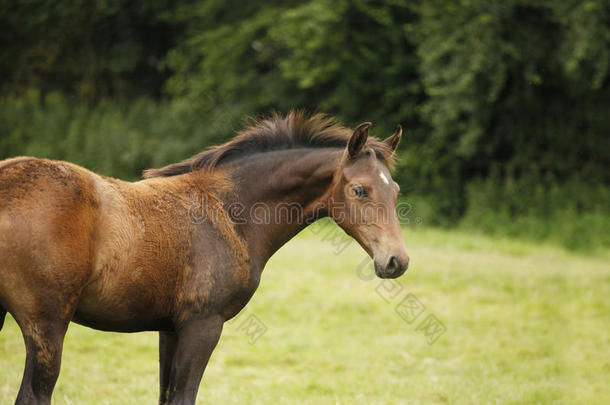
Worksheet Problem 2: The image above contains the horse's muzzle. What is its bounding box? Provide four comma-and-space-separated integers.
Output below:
375, 254, 409, 279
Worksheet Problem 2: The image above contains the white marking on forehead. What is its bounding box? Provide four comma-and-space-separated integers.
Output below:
379, 171, 390, 185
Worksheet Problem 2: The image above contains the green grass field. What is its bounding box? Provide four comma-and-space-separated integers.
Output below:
1, 225, 609, 404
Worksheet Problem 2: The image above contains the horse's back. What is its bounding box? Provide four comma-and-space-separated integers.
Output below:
0, 157, 100, 319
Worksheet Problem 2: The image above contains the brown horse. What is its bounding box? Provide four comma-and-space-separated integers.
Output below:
0, 111, 409, 404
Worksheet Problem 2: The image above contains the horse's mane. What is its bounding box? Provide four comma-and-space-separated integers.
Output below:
143, 110, 395, 178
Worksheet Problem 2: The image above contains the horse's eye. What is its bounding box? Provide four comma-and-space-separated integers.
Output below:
353, 186, 368, 198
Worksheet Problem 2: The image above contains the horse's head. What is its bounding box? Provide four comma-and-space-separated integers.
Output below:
329, 122, 409, 279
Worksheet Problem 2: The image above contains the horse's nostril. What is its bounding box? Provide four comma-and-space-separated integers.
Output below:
388, 256, 399, 272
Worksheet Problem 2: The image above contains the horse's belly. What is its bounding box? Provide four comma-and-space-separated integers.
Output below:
72, 310, 172, 332
74, 279, 174, 332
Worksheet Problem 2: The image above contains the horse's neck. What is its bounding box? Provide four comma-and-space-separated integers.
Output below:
229, 148, 342, 267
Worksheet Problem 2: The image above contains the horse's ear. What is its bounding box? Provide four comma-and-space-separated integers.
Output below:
384, 124, 402, 152
348, 122, 371, 157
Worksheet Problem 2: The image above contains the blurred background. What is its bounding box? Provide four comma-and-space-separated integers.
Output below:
0, 0, 608, 250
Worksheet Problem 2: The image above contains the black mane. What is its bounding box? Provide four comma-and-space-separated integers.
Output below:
143, 111, 394, 178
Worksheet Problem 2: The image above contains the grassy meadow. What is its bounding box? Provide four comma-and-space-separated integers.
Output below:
1, 225, 608, 404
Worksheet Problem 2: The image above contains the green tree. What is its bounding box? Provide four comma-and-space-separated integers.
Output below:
0, 0, 187, 101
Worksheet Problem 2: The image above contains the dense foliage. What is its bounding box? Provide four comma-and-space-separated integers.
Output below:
1, 0, 608, 248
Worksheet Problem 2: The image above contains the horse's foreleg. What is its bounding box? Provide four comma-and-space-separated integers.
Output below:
163, 316, 223, 405
15, 318, 70, 405
159, 331, 178, 404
